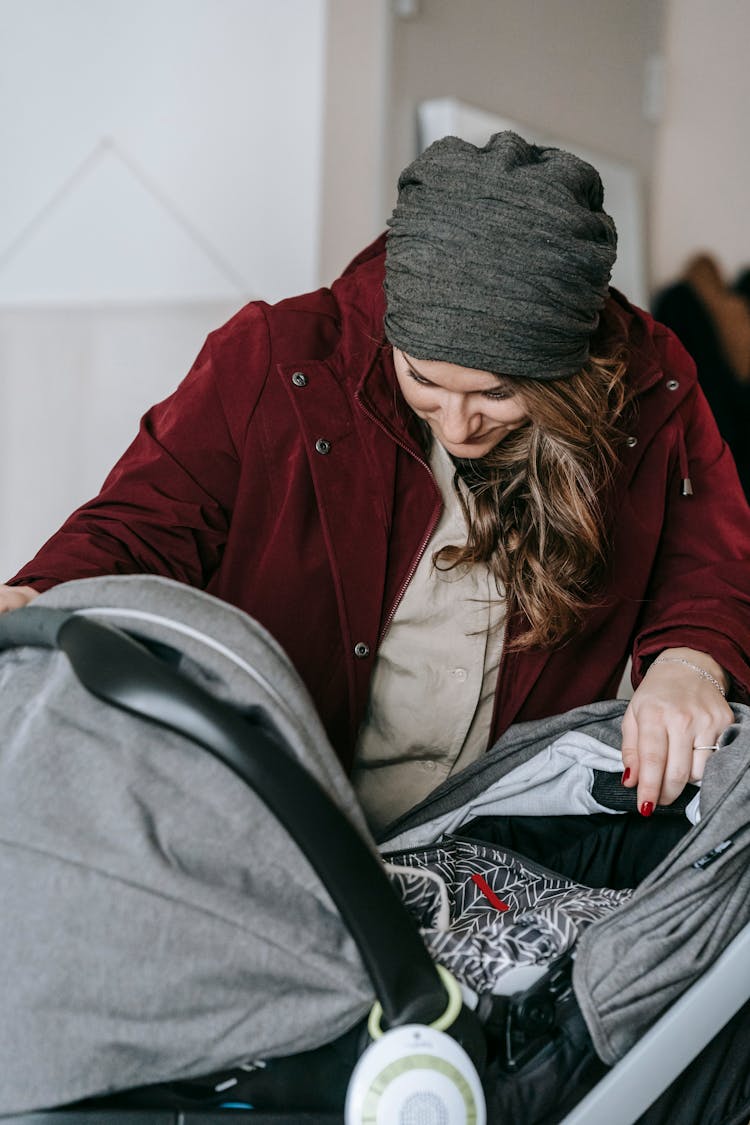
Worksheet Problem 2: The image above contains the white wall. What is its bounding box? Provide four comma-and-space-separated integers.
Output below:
0, 0, 329, 580
0, 0, 326, 304
651, 0, 750, 291
0, 303, 238, 578
319, 0, 392, 283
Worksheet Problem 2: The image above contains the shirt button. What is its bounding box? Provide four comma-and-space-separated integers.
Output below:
625, 435, 638, 448
291, 371, 308, 387
422, 760, 437, 771
452, 667, 468, 682
315, 438, 332, 455
354, 641, 370, 658
665, 379, 679, 391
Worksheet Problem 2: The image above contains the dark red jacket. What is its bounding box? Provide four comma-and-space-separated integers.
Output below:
12, 236, 750, 768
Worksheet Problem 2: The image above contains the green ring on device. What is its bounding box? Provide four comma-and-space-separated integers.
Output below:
367, 964, 463, 1040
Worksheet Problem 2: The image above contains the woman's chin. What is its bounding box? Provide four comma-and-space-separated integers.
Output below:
438, 433, 503, 458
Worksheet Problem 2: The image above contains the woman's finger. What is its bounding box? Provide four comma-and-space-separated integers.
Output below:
688, 738, 721, 783
655, 725, 694, 806
620, 705, 640, 788
0, 585, 39, 613
633, 717, 669, 816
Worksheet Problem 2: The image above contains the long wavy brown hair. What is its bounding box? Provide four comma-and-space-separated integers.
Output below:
429, 345, 632, 650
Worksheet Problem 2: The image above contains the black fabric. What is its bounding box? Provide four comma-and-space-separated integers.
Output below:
460, 810, 690, 889
734, 267, 750, 304
636, 999, 750, 1125
653, 281, 750, 499
484, 994, 750, 1125
483, 992, 607, 1124
69, 1022, 367, 1113
590, 770, 698, 816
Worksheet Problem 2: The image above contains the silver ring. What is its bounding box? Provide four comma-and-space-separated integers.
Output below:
693, 743, 720, 753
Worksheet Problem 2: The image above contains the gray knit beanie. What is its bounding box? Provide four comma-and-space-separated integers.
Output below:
384, 131, 617, 380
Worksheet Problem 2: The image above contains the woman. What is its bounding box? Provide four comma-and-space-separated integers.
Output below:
2, 132, 747, 833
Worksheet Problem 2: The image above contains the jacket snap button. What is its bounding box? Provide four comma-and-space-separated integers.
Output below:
291, 371, 308, 387
625, 435, 638, 448
315, 438, 331, 455
354, 641, 370, 658
665, 379, 679, 391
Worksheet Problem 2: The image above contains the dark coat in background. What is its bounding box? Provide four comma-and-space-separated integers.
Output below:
653, 277, 750, 499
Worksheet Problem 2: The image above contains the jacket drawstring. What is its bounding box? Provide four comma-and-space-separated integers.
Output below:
677, 416, 693, 496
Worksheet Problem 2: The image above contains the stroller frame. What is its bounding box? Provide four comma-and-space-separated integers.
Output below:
1, 592, 750, 1125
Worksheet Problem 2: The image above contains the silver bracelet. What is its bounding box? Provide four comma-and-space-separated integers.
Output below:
651, 656, 727, 697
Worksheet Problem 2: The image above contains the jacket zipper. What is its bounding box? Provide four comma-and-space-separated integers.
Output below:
378, 506, 441, 644
354, 389, 442, 644
486, 615, 513, 746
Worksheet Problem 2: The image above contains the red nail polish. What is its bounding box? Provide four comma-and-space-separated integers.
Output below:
622, 768, 631, 784
640, 800, 654, 818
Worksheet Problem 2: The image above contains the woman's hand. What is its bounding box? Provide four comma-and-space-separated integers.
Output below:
621, 647, 733, 815
0, 585, 39, 613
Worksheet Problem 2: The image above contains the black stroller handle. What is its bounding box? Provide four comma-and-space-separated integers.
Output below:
0, 607, 455, 1033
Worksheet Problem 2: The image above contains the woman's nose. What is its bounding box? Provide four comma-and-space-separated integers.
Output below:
440, 395, 478, 441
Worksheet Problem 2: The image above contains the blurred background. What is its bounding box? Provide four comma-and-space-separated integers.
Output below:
2, 0, 749, 579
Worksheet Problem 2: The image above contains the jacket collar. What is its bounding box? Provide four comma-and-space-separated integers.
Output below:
329, 235, 425, 456
602, 288, 664, 395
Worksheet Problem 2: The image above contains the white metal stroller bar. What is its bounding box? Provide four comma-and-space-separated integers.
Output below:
562, 919, 750, 1125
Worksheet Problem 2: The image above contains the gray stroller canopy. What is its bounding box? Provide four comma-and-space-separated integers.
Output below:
0, 576, 375, 1114
1, 575, 749, 1115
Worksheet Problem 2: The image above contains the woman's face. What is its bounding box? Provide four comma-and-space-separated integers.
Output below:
393, 348, 529, 459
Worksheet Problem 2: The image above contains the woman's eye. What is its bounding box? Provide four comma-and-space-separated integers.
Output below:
482, 389, 512, 401
408, 371, 432, 386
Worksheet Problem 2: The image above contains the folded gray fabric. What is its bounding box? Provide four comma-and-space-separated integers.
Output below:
385, 130, 617, 379
0, 576, 373, 1115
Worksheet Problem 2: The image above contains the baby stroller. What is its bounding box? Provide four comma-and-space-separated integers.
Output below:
0, 575, 749, 1125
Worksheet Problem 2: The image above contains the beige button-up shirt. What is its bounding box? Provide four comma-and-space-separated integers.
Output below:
351, 439, 506, 833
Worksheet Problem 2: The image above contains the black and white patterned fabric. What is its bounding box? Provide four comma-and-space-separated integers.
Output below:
386, 837, 631, 995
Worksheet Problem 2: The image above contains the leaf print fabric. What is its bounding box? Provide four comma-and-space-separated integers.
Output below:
385, 837, 631, 994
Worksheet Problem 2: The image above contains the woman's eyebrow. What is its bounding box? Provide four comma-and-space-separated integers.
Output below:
406, 356, 514, 391
404, 357, 435, 383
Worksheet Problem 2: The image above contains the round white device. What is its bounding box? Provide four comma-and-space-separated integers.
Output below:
344, 1024, 486, 1125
